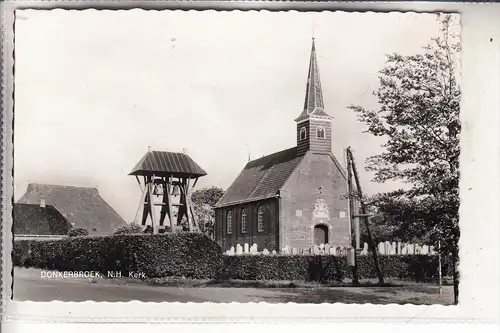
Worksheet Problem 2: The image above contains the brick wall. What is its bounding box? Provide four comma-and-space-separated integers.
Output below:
280, 151, 350, 249
214, 198, 279, 252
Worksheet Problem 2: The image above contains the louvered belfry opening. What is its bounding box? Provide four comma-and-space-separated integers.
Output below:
129, 149, 207, 234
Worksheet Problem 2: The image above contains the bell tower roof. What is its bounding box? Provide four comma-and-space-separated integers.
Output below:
295, 38, 332, 122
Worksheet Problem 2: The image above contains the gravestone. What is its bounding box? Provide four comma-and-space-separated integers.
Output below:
360, 242, 369, 255
378, 242, 386, 255
385, 241, 391, 255
325, 243, 331, 255
391, 242, 397, 255
407, 243, 415, 255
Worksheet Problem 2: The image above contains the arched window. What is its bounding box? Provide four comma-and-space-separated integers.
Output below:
241, 208, 248, 233
316, 126, 325, 139
226, 211, 232, 234
257, 206, 264, 232
299, 127, 307, 140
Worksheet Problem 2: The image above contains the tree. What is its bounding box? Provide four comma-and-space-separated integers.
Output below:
348, 14, 460, 303
113, 223, 144, 235
68, 228, 89, 237
191, 186, 225, 237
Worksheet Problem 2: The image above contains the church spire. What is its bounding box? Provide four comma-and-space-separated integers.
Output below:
302, 38, 324, 116
295, 38, 333, 157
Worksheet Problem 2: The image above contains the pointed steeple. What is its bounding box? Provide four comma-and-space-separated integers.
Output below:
295, 38, 333, 156
304, 38, 324, 113
296, 38, 332, 122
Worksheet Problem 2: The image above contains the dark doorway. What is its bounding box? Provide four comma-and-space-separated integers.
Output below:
314, 224, 328, 245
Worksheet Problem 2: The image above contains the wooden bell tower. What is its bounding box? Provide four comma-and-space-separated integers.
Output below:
129, 148, 207, 234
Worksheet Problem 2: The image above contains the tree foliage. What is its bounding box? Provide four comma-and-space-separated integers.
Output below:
349, 14, 461, 255
113, 223, 144, 235
68, 228, 89, 237
191, 186, 225, 237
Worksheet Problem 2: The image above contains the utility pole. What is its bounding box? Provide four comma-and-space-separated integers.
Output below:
438, 239, 443, 298
346, 147, 359, 285
347, 147, 385, 285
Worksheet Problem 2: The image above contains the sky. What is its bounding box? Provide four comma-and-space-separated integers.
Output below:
13, 10, 455, 222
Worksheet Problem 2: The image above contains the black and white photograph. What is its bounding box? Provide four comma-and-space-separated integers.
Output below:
11, 9, 462, 305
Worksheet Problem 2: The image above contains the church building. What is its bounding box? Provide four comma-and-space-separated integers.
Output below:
214, 39, 351, 252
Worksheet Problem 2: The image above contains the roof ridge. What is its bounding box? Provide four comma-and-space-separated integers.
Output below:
28, 183, 98, 190
247, 147, 296, 164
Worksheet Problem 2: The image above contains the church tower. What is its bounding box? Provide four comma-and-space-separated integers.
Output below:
295, 38, 333, 156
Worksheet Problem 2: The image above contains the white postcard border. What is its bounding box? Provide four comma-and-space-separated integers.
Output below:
1, 1, 499, 324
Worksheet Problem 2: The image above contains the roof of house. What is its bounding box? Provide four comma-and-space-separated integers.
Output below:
129, 150, 207, 178
17, 183, 126, 235
215, 147, 304, 208
13, 203, 72, 235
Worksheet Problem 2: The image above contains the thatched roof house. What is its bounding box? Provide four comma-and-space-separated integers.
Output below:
17, 183, 126, 235
13, 203, 72, 235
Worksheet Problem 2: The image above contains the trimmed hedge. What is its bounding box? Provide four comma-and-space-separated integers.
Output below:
14, 233, 223, 279
222, 254, 453, 282
68, 228, 89, 237
13, 234, 453, 282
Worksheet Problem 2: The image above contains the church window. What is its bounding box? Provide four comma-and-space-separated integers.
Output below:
257, 206, 264, 232
316, 126, 326, 139
241, 208, 248, 233
300, 127, 307, 140
226, 211, 232, 234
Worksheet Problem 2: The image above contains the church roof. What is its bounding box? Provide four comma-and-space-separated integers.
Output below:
17, 183, 126, 235
129, 150, 207, 178
296, 39, 333, 122
215, 147, 304, 208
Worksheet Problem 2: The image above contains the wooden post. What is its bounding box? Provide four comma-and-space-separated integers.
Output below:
438, 239, 443, 298
159, 178, 168, 228
141, 176, 150, 226
148, 179, 157, 234
185, 178, 192, 231
348, 148, 385, 285
346, 147, 359, 285
134, 179, 148, 225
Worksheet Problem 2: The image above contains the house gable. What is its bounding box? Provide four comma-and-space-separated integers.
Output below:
279, 151, 351, 248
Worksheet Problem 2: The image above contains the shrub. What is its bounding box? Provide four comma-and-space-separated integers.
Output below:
113, 223, 144, 235
68, 228, 89, 237
222, 254, 453, 282
14, 232, 224, 279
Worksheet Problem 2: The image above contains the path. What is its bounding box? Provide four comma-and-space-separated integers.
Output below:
13, 268, 452, 304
